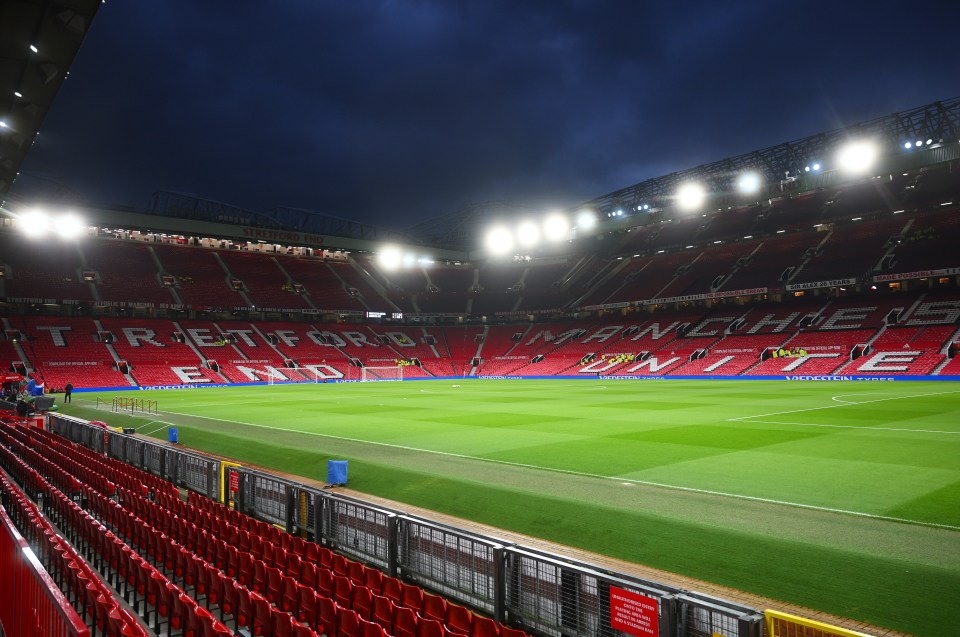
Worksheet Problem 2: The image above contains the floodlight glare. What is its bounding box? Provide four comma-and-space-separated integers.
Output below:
812, 163, 821, 171
542, 212, 569, 242
738, 172, 762, 195
402, 253, 416, 266
675, 182, 706, 211
516, 220, 541, 249
377, 245, 402, 271
56, 213, 85, 240
836, 140, 878, 174
904, 142, 912, 149
20, 209, 50, 238
575, 210, 597, 231
485, 225, 514, 256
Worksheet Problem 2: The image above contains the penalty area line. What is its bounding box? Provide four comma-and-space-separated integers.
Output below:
158, 408, 960, 532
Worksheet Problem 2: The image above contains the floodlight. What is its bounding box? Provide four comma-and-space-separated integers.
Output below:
56, 213, 84, 240
675, 182, 706, 211
738, 172, 762, 195
915, 140, 922, 147
542, 212, 569, 242
29, 44, 38, 53
516, 220, 541, 249
836, 140, 878, 174
804, 166, 810, 172
812, 163, 821, 171
0, 121, 8, 129
926, 139, 933, 145
20, 209, 50, 238
904, 142, 912, 149
485, 225, 514, 256
377, 245, 402, 271
575, 210, 597, 231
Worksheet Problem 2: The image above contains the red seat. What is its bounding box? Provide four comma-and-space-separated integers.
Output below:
252, 592, 274, 637
219, 576, 240, 626
337, 606, 362, 637
422, 593, 447, 623
301, 561, 319, 589
471, 615, 500, 637
199, 607, 234, 637
267, 566, 285, 606
333, 574, 354, 608
332, 554, 349, 577
273, 609, 299, 637
253, 559, 268, 595
282, 575, 299, 614
205, 563, 224, 610
446, 602, 473, 636
400, 583, 424, 613
348, 560, 366, 587
318, 547, 334, 570
381, 576, 402, 606
293, 624, 320, 637
317, 567, 334, 599
361, 617, 388, 637
364, 568, 383, 595
297, 584, 319, 626
317, 597, 339, 637
418, 617, 444, 637
286, 552, 303, 578
371, 594, 395, 632
351, 584, 374, 620
393, 606, 419, 637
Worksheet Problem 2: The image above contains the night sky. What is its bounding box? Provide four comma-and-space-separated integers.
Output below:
14, 1, 959, 230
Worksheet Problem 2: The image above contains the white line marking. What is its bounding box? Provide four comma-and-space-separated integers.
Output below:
159, 407, 960, 532
831, 395, 856, 404
733, 419, 960, 435
730, 389, 960, 422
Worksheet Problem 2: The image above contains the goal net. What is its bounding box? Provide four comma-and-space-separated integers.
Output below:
361, 366, 404, 382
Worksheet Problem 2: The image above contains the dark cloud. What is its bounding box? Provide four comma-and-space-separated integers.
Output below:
15, 0, 960, 229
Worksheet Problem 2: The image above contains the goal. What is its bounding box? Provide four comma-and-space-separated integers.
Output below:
361, 366, 404, 382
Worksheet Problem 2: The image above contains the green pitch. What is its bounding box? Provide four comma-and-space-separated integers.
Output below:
67, 379, 960, 637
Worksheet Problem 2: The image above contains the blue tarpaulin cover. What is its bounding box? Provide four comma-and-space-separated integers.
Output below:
327, 460, 348, 485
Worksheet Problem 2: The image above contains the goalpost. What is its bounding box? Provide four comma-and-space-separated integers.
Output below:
361, 366, 404, 382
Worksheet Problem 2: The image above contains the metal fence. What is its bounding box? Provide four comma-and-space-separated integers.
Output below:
46, 414, 220, 499
399, 516, 502, 615
320, 493, 396, 572
45, 412, 763, 637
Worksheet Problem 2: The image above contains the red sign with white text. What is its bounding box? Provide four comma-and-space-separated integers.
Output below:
610, 586, 659, 637
230, 471, 240, 492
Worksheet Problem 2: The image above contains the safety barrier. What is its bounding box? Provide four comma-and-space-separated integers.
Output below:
765, 609, 873, 637
0, 508, 89, 637
46, 412, 764, 637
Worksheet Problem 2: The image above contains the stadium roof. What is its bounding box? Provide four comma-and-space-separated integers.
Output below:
0, 0, 103, 203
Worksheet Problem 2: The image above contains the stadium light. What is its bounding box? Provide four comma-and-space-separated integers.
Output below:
516, 220, 541, 249
904, 142, 912, 149
675, 182, 706, 211
575, 210, 597, 231
56, 212, 85, 240
542, 212, 569, 242
485, 225, 514, 256
738, 172, 762, 195
836, 140, 878, 174
20, 209, 51, 239
377, 245, 402, 271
